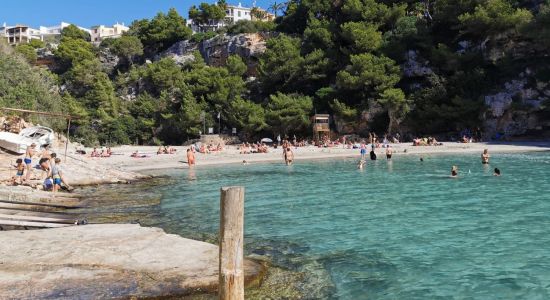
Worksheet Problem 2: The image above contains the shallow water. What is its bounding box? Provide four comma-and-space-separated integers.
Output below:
84, 152, 550, 299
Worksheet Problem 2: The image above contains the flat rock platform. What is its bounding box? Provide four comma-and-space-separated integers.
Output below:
0, 224, 264, 299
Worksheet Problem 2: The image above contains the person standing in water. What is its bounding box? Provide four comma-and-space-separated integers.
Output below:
481, 149, 490, 164
284, 147, 294, 165
451, 165, 458, 177
386, 146, 393, 160
360, 142, 366, 160
187, 148, 195, 167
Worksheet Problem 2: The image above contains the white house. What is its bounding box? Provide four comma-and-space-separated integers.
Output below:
1, 22, 91, 44
188, 3, 270, 33
225, 3, 252, 23
90, 23, 129, 43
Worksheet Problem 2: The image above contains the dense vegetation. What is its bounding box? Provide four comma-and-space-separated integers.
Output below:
1, 0, 550, 145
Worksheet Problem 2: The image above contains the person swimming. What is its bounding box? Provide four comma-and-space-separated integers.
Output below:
481, 149, 490, 164
357, 160, 365, 169
420, 157, 424, 162
493, 168, 501, 176
451, 165, 458, 177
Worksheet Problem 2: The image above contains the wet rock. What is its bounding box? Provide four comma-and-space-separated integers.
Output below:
0, 224, 264, 299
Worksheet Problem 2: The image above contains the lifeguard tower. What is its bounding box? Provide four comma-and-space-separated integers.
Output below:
312, 114, 330, 142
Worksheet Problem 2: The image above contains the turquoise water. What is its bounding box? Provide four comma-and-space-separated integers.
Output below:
95, 152, 550, 299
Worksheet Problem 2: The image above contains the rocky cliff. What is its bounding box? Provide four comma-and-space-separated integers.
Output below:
158, 33, 272, 76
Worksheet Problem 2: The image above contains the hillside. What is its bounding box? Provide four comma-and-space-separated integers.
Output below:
1, 1, 550, 146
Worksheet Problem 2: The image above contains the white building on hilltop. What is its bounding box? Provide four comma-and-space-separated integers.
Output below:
90, 23, 129, 43
1, 22, 91, 44
187, 3, 273, 33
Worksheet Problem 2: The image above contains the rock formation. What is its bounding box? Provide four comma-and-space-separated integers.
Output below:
159, 33, 272, 76
0, 224, 264, 299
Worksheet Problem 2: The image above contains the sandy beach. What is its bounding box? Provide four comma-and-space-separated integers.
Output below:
90, 141, 550, 173
0, 140, 547, 193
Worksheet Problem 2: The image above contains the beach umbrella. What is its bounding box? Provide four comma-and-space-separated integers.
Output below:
261, 138, 273, 143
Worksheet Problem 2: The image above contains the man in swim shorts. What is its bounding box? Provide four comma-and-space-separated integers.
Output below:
285, 147, 294, 165
24, 143, 36, 182
386, 146, 393, 160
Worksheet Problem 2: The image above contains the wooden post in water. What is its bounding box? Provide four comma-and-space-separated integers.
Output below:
219, 186, 245, 300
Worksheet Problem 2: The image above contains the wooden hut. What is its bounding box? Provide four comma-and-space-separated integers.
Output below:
312, 114, 330, 142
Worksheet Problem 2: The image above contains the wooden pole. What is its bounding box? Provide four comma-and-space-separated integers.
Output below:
64, 118, 71, 162
219, 186, 245, 300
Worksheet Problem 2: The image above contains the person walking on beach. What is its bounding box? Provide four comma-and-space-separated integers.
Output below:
24, 143, 36, 182
187, 148, 195, 167
481, 149, 490, 164
284, 147, 294, 165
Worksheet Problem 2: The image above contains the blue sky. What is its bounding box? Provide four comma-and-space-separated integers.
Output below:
0, 0, 273, 28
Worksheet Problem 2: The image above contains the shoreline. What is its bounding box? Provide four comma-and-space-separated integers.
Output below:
104, 141, 550, 173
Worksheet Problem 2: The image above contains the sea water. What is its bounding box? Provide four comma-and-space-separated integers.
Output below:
86, 151, 550, 299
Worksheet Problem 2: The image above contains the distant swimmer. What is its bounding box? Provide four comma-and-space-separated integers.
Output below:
481, 149, 490, 164
451, 165, 458, 177
386, 146, 393, 160
370, 150, 377, 160
493, 168, 501, 176
358, 160, 365, 169
420, 157, 424, 162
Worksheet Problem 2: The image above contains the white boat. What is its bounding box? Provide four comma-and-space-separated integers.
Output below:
0, 126, 55, 154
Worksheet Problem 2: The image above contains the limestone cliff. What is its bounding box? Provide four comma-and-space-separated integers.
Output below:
158, 32, 272, 76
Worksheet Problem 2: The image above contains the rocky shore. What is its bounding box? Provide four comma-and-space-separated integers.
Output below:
0, 224, 265, 299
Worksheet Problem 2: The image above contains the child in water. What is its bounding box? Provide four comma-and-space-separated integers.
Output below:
357, 160, 365, 169
493, 168, 501, 176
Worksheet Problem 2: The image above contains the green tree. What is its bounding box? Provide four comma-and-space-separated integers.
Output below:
129, 8, 192, 54
341, 22, 383, 53
459, 0, 533, 40
189, 3, 226, 26
0, 40, 65, 130
226, 55, 247, 76
54, 38, 96, 70
111, 35, 144, 65
265, 92, 313, 136
378, 88, 409, 134
523, 1, 550, 48
225, 98, 267, 138
269, 1, 285, 17
15, 44, 37, 63
259, 34, 304, 94
61, 24, 91, 41
28, 39, 45, 49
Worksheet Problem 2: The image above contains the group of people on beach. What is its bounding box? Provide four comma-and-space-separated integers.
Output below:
91, 147, 112, 158
13, 143, 71, 192
157, 146, 177, 155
